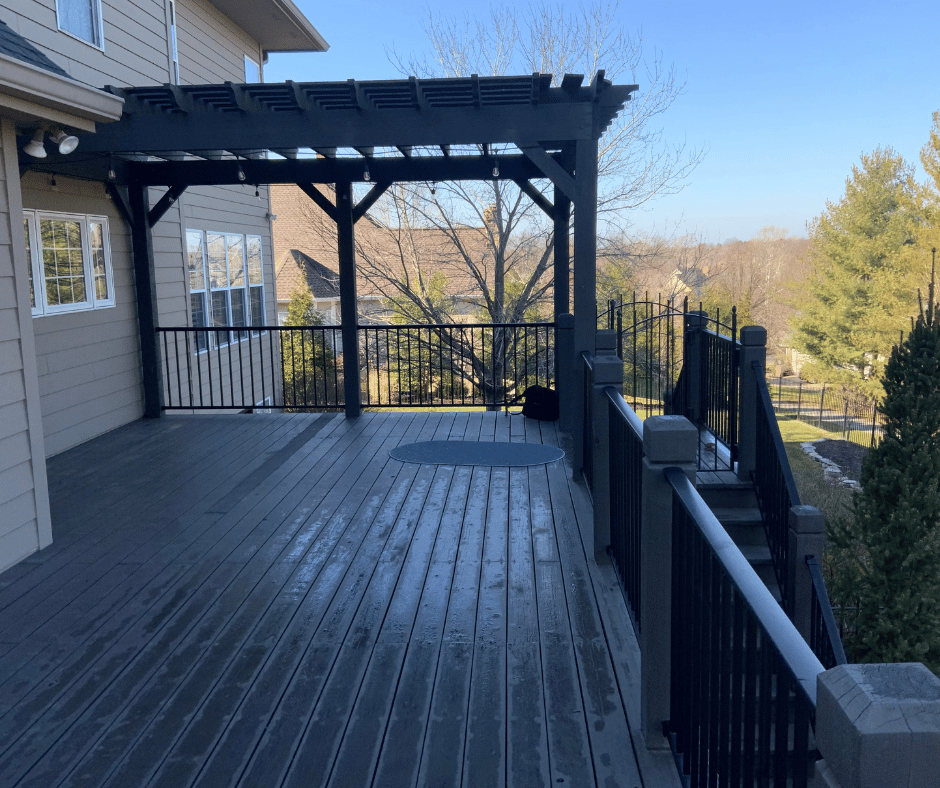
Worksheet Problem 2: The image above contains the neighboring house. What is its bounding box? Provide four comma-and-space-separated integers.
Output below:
271, 183, 519, 327
0, 1, 326, 573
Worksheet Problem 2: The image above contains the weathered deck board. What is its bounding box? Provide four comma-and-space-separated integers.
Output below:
0, 411, 665, 787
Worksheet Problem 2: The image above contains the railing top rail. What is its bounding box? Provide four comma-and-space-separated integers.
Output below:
754, 360, 801, 506
701, 324, 739, 343
581, 350, 594, 371
605, 386, 643, 442
157, 322, 556, 332
359, 321, 556, 330
665, 466, 825, 706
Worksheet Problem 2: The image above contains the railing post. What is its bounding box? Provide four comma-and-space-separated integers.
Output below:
591, 330, 622, 562
787, 504, 825, 638
640, 414, 698, 750
736, 325, 767, 482
682, 310, 707, 423
812, 663, 940, 788
556, 313, 575, 435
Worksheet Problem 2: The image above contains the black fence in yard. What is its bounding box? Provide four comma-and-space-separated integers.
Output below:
766, 376, 881, 447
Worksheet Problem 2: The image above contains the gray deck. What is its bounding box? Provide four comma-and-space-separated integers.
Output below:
0, 411, 678, 787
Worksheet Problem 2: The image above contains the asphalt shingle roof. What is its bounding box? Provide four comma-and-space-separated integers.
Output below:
0, 18, 71, 79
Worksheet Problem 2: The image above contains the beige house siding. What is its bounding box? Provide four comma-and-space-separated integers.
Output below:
21, 172, 144, 456
0, 119, 52, 571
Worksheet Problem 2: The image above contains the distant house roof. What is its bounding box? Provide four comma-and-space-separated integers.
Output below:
276, 249, 340, 302
0, 18, 71, 79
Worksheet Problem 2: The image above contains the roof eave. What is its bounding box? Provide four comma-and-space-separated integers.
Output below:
0, 54, 124, 131
207, 0, 328, 54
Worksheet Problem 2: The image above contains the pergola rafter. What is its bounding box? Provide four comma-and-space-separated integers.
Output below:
20, 71, 636, 419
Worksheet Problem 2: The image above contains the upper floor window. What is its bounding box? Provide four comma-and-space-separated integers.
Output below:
244, 56, 261, 83
56, 0, 104, 49
23, 211, 115, 317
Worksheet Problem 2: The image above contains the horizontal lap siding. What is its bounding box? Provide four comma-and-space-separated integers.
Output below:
0, 122, 49, 571
0, 0, 169, 88
22, 175, 144, 457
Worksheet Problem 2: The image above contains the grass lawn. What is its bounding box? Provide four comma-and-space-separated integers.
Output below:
776, 418, 855, 526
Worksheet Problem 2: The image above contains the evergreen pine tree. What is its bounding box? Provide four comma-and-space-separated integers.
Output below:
281, 288, 339, 409
793, 148, 923, 395
844, 256, 940, 671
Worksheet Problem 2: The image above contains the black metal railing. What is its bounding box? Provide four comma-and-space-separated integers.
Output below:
607, 388, 644, 634
666, 467, 824, 788
599, 295, 685, 420
158, 322, 552, 411
752, 363, 801, 607
359, 322, 553, 409
806, 557, 849, 670
158, 325, 344, 411
582, 351, 595, 491
701, 322, 739, 456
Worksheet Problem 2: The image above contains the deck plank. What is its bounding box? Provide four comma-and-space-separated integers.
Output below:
0, 412, 653, 788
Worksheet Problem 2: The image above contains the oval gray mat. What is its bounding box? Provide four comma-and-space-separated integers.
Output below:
389, 440, 564, 467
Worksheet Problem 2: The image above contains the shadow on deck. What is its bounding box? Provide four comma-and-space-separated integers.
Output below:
0, 411, 678, 787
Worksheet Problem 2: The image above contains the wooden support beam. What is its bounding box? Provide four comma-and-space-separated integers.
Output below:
553, 184, 571, 317
106, 182, 134, 230
129, 183, 163, 418
353, 181, 391, 223
297, 183, 337, 222
335, 181, 361, 417
148, 184, 188, 227
512, 179, 553, 217
520, 144, 576, 201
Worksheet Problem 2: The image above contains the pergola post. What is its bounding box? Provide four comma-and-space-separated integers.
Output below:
335, 181, 361, 418
571, 136, 599, 472
553, 184, 571, 318
129, 183, 164, 418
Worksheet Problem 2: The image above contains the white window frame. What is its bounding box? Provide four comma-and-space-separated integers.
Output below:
55, 0, 105, 50
187, 229, 267, 352
24, 210, 115, 317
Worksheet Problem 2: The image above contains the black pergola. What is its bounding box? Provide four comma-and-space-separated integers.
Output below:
23, 72, 635, 417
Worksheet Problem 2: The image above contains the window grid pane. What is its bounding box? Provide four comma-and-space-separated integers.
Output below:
90, 221, 108, 301
187, 231, 206, 291
212, 291, 230, 345
250, 286, 264, 328
227, 234, 245, 287
41, 218, 86, 307
59, 0, 101, 46
207, 233, 228, 288
247, 236, 263, 285
191, 292, 208, 351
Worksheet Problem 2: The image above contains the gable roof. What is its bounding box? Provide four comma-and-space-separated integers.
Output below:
0, 18, 71, 79
276, 249, 340, 302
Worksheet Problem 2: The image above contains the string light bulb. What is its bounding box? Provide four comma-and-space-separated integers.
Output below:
236, 163, 246, 182
363, 166, 371, 182
492, 159, 499, 178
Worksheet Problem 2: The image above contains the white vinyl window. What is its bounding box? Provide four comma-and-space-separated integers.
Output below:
187, 229, 266, 351
56, 0, 104, 49
23, 211, 115, 317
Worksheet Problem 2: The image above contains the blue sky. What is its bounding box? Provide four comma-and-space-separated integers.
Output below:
265, 1, 940, 242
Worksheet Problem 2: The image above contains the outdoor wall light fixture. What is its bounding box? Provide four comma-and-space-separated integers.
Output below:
50, 130, 79, 155
23, 129, 47, 158
22, 128, 79, 158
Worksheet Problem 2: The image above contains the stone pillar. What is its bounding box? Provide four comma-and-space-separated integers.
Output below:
812, 663, 940, 788
640, 414, 698, 749
736, 325, 767, 482
591, 330, 623, 562
787, 504, 825, 637
556, 313, 575, 435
